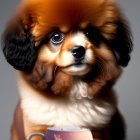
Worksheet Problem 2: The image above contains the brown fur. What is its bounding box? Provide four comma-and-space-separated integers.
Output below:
2, 0, 132, 140
15, 0, 119, 43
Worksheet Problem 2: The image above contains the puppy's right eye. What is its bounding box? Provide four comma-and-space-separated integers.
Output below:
50, 31, 64, 46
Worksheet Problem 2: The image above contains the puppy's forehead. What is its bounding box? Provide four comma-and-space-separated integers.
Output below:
25, 0, 117, 41
59, 22, 89, 33
25, 0, 106, 23
59, 25, 71, 33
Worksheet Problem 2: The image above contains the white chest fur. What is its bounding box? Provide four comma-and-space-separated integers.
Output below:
18, 75, 116, 128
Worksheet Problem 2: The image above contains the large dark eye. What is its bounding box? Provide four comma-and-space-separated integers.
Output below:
84, 26, 101, 46
50, 31, 64, 46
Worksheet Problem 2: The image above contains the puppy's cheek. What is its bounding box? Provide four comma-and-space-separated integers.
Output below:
96, 44, 116, 62
56, 51, 73, 67
38, 46, 58, 63
85, 48, 95, 65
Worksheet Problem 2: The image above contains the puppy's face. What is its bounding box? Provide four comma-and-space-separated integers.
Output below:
2, 0, 132, 88
38, 26, 114, 77
27, 0, 120, 77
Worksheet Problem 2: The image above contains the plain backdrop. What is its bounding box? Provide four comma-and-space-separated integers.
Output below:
0, 0, 140, 139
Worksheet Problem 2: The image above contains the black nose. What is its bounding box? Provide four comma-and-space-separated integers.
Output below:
71, 45, 85, 59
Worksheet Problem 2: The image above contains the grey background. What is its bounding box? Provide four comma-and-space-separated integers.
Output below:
0, 0, 140, 139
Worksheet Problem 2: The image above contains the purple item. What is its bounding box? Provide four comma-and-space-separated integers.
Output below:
28, 127, 93, 140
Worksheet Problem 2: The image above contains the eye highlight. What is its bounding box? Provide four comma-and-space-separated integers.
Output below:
50, 31, 64, 46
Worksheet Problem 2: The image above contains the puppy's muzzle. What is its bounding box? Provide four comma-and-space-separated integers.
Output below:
71, 45, 85, 64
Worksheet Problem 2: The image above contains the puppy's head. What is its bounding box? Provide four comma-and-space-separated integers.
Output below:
2, 0, 132, 86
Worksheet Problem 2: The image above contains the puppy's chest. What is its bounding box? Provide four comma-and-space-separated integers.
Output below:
22, 80, 115, 128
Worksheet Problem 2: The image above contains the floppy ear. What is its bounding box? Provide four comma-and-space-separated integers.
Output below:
2, 18, 37, 72
110, 18, 133, 67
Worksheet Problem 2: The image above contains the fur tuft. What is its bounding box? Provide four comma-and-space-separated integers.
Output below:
2, 20, 37, 72
110, 19, 133, 67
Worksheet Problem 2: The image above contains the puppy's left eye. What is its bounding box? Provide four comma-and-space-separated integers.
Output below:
50, 31, 64, 46
84, 26, 101, 46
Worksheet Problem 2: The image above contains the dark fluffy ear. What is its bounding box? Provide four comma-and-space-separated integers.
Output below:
110, 18, 133, 67
2, 19, 37, 72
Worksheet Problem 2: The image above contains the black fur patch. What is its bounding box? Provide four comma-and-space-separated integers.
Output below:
109, 110, 126, 140
110, 20, 133, 67
84, 20, 133, 67
2, 21, 37, 72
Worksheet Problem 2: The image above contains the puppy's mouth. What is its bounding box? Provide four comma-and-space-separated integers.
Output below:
57, 50, 93, 76
59, 61, 92, 76
56, 44, 94, 75
73, 62, 85, 67
67, 58, 86, 67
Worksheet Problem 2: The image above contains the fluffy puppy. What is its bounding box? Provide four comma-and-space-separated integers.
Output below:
2, 0, 132, 140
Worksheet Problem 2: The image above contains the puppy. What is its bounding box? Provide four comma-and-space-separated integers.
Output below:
2, 0, 132, 140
